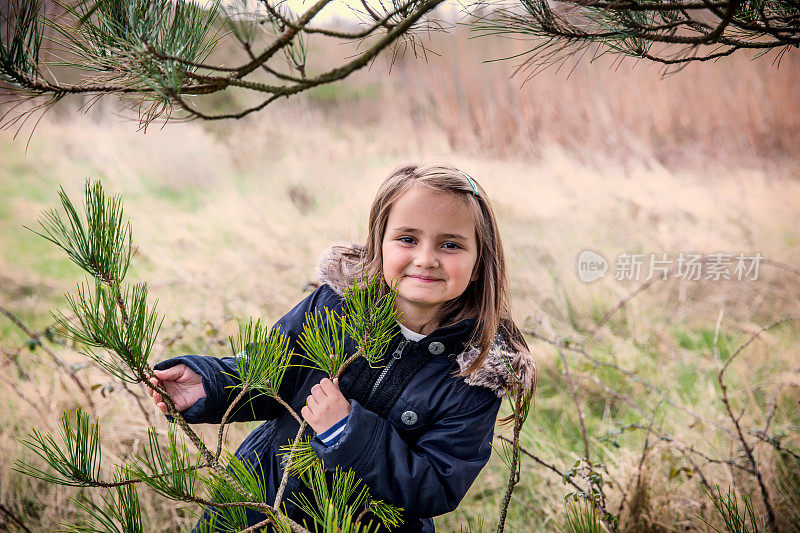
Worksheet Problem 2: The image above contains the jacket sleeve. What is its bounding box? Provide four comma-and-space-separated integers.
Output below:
153, 284, 343, 424
310, 389, 502, 518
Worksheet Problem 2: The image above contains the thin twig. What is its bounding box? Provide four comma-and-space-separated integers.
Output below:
716, 315, 800, 533
335, 349, 363, 379
0, 304, 95, 410
495, 389, 524, 533
216, 387, 249, 461
497, 435, 584, 494
0, 502, 33, 533
273, 421, 308, 509
528, 329, 738, 439
273, 394, 303, 425
587, 275, 663, 341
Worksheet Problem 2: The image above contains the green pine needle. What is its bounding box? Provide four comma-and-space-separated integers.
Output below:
292, 464, 365, 529
63, 483, 143, 533
196, 450, 277, 533
54, 279, 162, 383
229, 319, 292, 396
563, 499, 606, 533
292, 463, 399, 532
492, 437, 515, 473
0, 0, 45, 83
277, 437, 320, 478
500, 351, 533, 420
30, 179, 161, 384
28, 180, 132, 283
15, 407, 103, 487
297, 307, 349, 377
363, 499, 404, 530
342, 271, 399, 365
127, 424, 201, 501
202, 450, 269, 506
50, 0, 222, 104
196, 505, 249, 533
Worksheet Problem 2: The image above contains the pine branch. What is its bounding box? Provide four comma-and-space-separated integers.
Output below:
342, 271, 399, 365
466, 0, 799, 70
26, 180, 131, 284
273, 421, 309, 510
297, 307, 349, 377
495, 388, 529, 533
63, 483, 143, 533
230, 319, 293, 397
23, 179, 416, 531
290, 464, 369, 531
53, 279, 161, 384
28, 179, 248, 495
126, 424, 204, 501
0, 0, 44, 84
218, 319, 295, 459
198, 451, 311, 533
290, 463, 403, 532
2, 0, 448, 127
277, 437, 320, 479
15, 407, 103, 487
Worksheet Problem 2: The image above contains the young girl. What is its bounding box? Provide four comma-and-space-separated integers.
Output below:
149, 164, 536, 532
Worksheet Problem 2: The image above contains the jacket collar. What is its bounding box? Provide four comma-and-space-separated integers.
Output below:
315, 243, 536, 398
395, 317, 477, 359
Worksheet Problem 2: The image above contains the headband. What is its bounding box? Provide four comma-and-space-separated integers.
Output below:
458, 171, 479, 197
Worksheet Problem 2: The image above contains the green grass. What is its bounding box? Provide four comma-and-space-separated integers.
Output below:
673, 326, 736, 360
2, 88, 799, 532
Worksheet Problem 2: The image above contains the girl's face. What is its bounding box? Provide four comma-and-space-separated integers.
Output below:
381, 185, 479, 327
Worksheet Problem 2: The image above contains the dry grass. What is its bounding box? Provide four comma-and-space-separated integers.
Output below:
288, 27, 800, 175
1, 24, 799, 533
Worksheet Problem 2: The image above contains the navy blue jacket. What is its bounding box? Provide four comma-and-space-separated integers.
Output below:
155, 282, 527, 531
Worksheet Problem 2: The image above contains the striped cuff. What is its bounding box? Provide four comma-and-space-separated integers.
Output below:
317, 414, 349, 447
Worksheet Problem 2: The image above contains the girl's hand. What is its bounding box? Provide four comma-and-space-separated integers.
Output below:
148, 364, 206, 414
301, 378, 351, 435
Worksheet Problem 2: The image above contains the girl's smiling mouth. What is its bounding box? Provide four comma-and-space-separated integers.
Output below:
408, 274, 443, 282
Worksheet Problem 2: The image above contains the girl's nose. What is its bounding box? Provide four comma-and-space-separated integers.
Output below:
414, 246, 440, 268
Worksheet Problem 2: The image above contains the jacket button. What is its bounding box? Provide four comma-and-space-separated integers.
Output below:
427, 341, 445, 355
401, 411, 418, 425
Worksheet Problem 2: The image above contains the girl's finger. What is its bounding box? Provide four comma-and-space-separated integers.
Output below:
306, 395, 319, 410
154, 365, 184, 381
320, 378, 338, 395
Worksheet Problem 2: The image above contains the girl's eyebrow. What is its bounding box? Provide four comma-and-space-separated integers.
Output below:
391, 226, 469, 241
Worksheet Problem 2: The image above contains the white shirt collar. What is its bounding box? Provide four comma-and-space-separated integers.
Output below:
397, 321, 426, 342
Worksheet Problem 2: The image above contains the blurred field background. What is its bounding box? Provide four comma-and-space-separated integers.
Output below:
1, 18, 800, 532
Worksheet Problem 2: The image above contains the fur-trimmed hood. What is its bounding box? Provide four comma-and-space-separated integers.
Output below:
314, 243, 536, 398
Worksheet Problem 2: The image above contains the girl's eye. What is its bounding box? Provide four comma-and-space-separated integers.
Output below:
442, 242, 461, 250
398, 236, 416, 244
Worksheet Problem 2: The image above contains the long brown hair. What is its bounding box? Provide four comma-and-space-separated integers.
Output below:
335, 163, 531, 376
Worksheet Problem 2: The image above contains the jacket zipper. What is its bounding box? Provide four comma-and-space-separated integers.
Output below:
367, 338, 409, 402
